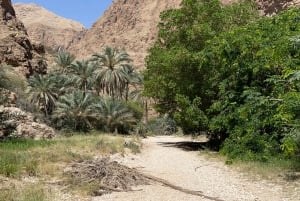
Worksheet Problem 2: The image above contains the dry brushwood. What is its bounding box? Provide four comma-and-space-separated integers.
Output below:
65, 158, 224, 200
65, 158, 149, 195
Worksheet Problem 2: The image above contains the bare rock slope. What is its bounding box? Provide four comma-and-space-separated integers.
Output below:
0, 0, 46, 76
69, 0, 300, 70
69, 0, 182, 69
257, 0, 300, 14
14, 3, 86, 50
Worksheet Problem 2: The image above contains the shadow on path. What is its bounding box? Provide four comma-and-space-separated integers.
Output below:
157, 141, 209, 151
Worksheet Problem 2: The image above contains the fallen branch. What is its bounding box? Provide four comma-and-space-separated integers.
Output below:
142, 174, 224, 201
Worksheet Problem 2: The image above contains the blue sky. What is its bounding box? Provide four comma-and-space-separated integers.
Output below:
12, 0, 113, 28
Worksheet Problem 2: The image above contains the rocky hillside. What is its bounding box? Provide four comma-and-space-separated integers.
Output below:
69, 0, 182, 69
68, 0, 300, 70
0, 0, 46, 76
257, 0, 300, 15
14, 3, 86, 50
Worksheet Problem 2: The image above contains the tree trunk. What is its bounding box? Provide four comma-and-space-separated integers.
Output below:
144, 99, 148, 124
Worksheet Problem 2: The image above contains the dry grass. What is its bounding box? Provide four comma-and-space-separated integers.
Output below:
0, 182, 52, 201
229, 159, 299, 181
200, 150, 299, 182
0, 132, 142, 200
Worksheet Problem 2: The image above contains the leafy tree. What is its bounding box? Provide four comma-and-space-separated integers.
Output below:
26, 74, 59, 116
92, 47, 134, 99
144, 0, 258, 132
52, 91, 95, 131
201, 7, 300, 158
173, 95, 208, 133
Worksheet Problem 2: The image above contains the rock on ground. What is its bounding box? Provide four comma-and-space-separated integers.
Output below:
0, 106, 55, 139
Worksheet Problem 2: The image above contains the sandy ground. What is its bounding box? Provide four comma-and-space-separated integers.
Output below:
92, 136, 300, 201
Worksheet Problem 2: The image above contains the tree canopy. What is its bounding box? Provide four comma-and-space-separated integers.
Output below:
144, 0, 300, 161
144, 0, 259, 132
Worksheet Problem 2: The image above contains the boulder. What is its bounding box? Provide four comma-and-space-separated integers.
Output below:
16, 122, 55, 140
0, 105, 56, 139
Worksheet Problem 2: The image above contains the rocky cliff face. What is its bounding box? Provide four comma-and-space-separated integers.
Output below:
69, 0, 182, 69
68, 0, 300, 70
14, 3, 86, 50
0, 0, 46, 76
257, 0, 300, 15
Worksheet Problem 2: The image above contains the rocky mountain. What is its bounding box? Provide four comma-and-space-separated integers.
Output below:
68, 0, 300, 70
0, 0, 46, 76
69, 0, 182, 69
14, 3, 86, 50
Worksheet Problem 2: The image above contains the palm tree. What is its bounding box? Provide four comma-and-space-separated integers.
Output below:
53, 91, 96, 131
92, 98, 137, 133
48, 71, 70, 95
69, 60, 97, 94
55, 49, 75, 73
92, 47, 133, 99
26, 74, 59, 116
128, 74, 150, 123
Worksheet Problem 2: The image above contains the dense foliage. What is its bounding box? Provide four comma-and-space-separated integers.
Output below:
144, 0, 258, 133
144, 0, 300, 163
204, 7, 300, 160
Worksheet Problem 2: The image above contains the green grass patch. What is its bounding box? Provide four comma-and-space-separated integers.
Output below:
0, 151, 38, 177
0, 133, 142, 178
230, 157, 300, 180
0, 139, 54, 177
201, 150, 300, 180
0, 139, 55, 151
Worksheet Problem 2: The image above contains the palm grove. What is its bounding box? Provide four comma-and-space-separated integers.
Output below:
26, 46, 144, 133
1, 0, 300, 166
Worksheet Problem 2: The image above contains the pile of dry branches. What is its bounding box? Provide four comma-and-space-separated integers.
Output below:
65, 158, 149, 195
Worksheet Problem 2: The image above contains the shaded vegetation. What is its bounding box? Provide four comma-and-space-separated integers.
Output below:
144, 0, 300, 166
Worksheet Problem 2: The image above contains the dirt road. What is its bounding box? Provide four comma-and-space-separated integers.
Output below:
96, 136, 299, 201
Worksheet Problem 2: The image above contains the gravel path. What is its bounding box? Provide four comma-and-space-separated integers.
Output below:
94, 136, 299, 201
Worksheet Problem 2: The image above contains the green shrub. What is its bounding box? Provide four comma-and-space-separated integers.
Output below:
147, 115, 177, 135
134, 122, 148, 137
124, 140, 141, 153
95, 137, 125, 154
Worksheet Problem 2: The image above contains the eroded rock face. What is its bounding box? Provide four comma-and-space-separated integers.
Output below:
0, 106, 56, 140
0, 0, 46, 77
69, 0, 300, 70
0, 88, 16, 107
69, 0, 182, 70
257, 0, 300, 15
14, 3, 86, 50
